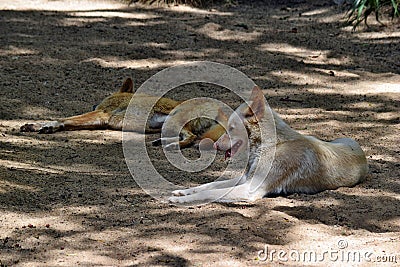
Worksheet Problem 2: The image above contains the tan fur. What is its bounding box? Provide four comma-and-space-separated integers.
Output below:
20, 78, 226, 149
151, 99, 227, 149
169, 86, 368, 203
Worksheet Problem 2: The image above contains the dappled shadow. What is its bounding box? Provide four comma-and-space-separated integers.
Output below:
275, 191, 400, 233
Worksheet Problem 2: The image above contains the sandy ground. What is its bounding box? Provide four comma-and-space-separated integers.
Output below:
1, 0, 399, 266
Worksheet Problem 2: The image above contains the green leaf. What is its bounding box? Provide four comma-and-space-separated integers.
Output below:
391, 0, 399, 16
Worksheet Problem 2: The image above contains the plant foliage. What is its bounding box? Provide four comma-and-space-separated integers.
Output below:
347, 0, 400, 28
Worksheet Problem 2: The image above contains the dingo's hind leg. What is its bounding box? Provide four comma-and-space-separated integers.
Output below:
20, 121, 64, 133
21, 110, 111, 133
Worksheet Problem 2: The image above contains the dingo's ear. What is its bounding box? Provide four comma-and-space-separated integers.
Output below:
120, 78, 134, 93
244, 86, 265, 121
216, 108, 228, 125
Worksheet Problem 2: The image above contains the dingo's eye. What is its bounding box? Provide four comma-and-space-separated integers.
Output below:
228, 126, 235, 132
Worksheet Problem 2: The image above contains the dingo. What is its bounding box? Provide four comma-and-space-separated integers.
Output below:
169, 86, 368, 203
20, 78, 226, 149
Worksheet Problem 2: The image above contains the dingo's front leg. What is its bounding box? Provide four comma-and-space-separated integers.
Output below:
152, 128, 197, 150
169, 182, 258, 204
172, 175, 246, 196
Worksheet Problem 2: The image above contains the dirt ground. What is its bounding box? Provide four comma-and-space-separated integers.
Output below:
0, 0, 399, 266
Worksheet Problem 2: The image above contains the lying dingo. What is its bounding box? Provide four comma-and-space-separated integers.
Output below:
20, 78, 226, 148
169, 86, 368, 203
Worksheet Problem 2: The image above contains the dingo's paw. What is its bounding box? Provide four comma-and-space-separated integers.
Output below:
168, 195, 189, 204
168, 196, 179, 203
38, 126, 54, 134
20, 121, 63, 134
20, 123, 42, 132
172, 188, 196, 196
171, 189, 185, 196
151, 138, 162, 146
39, 121, 63, 134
